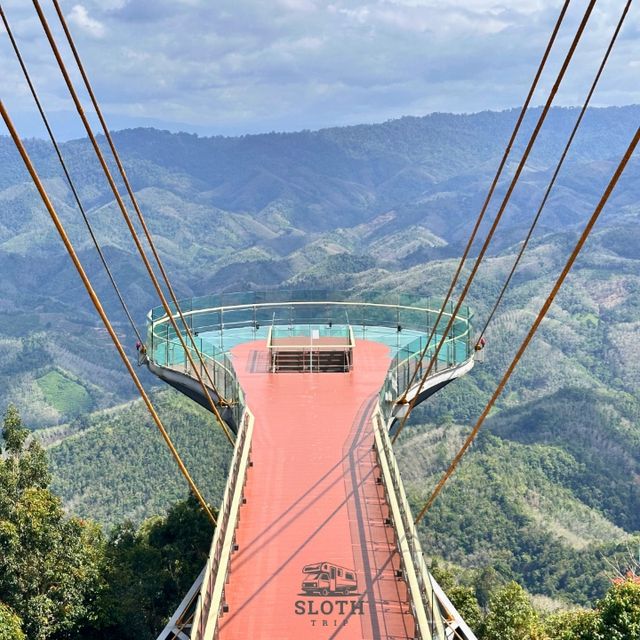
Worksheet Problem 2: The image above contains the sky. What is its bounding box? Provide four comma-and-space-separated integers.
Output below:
0, 0, 638, 140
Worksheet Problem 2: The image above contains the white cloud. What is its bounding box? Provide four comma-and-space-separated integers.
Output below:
0, 0, 637, 139
277, 0, 317, 11
67, 4, 105, 39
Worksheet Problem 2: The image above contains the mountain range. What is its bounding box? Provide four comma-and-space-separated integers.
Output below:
1, 105, 639, 608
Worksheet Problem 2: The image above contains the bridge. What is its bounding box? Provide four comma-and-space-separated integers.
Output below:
3, 2, 636, 637
148, 291, 477, 640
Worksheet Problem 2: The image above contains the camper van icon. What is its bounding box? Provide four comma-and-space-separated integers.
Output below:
301, 562, 358, 597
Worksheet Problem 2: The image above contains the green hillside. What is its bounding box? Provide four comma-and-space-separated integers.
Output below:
43, 390, 232, 529
1, 108, 639, 616
2, 107, 639, 426
36, 369, 93, 416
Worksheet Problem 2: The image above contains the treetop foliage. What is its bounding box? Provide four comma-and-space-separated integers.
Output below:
0, 406, 213, 640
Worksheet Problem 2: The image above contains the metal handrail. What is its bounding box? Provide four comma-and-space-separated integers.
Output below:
161, 339, 240, 393
191, 410, 254, 640
372, 407, 447, 640
268, 342, 354, 351
147, 294, 473, 429
147, 298, 472, 365
149, 296, 471, 323
147, 293, 473, 338
378, 339, 473, 427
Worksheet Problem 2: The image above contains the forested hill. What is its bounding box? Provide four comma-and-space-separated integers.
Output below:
1, 105, 639, 426
3, 106, 638, 249
1, 106, 640, 616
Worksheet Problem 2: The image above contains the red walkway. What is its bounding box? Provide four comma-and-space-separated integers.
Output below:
218, 339, 415, 639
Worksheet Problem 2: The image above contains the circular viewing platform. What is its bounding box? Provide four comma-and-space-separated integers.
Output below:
146, 290, 474, 432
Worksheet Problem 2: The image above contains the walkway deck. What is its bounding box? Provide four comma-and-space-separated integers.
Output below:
219, 339, 415, 639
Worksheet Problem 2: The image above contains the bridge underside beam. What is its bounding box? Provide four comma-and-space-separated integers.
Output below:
388, 357, 475, 437
147, 361, 238, 434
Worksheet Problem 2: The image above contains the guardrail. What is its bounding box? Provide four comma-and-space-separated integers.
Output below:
378, 332, 473, 427
267, 324, 355, 372
146, 291, 472, 351
146, 291, 473, 428
191, 410, 254, 640
372, 407, 478, 640
159, 340, 245, 429
372, 406, 446, 640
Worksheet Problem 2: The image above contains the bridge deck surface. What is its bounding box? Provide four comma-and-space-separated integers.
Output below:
218, 339, 415, 640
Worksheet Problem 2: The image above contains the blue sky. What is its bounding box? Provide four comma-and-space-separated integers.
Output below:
1, 0, 638, 139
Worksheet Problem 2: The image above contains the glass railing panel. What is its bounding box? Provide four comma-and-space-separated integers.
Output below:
270, 325, 351, 339
219, 307, 255, 330
147, 290, 473, 431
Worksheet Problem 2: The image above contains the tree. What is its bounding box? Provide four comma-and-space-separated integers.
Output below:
597, 578, 640, 640
448, 585, 483, 632
482, 581, 543, 640
0, 406, 103, 640
0, 602, 25, 640
0, 405, 214, 640
543, 579, 640, 640
475, 565, 502, 613
1, 405, 29, 455
428, 559, 484, 633
429, 558, 456, 591
93, 496, 213, 640
544, 609, 601, 640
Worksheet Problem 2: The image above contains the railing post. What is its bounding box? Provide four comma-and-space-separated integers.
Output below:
199, 337, 204, 379
219, 308, 224, 350
150, 319, 154, 362
224, 358, 229, 401
362, 304, 366, 339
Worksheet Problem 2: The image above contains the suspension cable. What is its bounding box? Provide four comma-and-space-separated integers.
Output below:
0, 99, 217, 526
51, 0, 225, 405
30, 0, 234, 445
397, 0, 572, 404
476, 0, 632, 345
0, 6, 143, 345
415, 125, 640, 524
392, 0, 596, 444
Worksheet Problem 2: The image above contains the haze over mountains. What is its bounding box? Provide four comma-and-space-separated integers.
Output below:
2, 105, 639, 421
2, 105, 638, 307
1, 105, 639, 607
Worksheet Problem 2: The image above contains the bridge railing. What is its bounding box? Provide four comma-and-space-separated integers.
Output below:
377, 322, 473, 426
147, 291, 472, 417
147, 315, 246, 427
147, 291, 472, 345
372, 407, 479, 640
191, 410, 254, 640
372, 407, 447, 640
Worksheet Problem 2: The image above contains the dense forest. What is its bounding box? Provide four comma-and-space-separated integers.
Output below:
1, 108, 640, 636
44, 391, 231, 528
0, 406, 212, 639
1, 406, 639, 639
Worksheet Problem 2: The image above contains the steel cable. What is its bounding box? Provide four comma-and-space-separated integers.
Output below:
397, 0, 573, 404
51, 0, 228, 410
393, 0, 597, 444
415, 125, 640, 524
0, 5, 143, 345
0, 100, 217, 527
29, 0, 234, 445
476, 0, 633, 344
